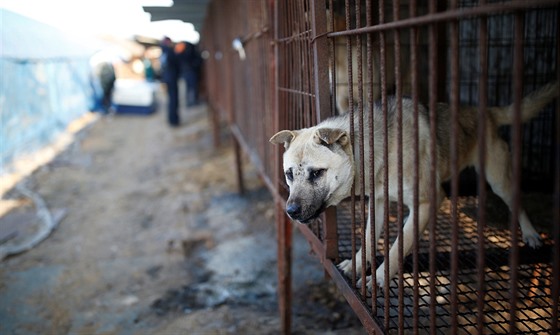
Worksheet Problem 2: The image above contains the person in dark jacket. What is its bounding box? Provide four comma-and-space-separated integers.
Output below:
89, 53, 116, 114
177, 42, 202, 107
160, 36, 180, 126
98, 62, 116, 113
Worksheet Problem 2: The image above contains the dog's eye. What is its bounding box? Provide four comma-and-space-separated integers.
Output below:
285, 169, 293, 181
309, 169, 326, 182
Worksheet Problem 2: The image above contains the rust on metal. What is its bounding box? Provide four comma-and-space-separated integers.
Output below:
202, 1, 560, 334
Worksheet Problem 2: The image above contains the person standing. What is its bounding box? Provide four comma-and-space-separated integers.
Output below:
98, 62, 116, 113
89, 51, 116, 114
177, 42, 202, 107
160, 36, 180, 126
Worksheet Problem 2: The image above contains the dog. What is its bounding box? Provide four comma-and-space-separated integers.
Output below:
270, 81, 558, 289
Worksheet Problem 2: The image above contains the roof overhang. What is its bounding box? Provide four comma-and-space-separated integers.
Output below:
143, 0, 210, 33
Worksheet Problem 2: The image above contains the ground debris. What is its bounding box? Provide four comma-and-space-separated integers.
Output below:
151, 283, 231, 315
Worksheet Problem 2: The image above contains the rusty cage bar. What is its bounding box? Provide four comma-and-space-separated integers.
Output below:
201, 0, 560, 334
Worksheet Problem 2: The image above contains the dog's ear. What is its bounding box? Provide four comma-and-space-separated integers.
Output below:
270, 130, 297, 149
314, 128, 349, 147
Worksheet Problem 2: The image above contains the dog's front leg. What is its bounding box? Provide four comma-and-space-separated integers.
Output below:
338, 196, 385, 287
339, 197, 383, 283
373, 201, 432, 289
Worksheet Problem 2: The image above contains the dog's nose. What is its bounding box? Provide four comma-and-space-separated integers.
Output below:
286, 203, 301, 218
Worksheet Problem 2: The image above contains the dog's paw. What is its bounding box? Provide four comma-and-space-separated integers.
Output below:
367, 277, 374, 291
356, 275, 374, 290
355, 275, 374, 291
356, 275, 364, 287
338, 258, 364, 276
375, 268, 386, 289
356, 275, 385, 292
355, 271, 386, 291
523, 233, 543, 248
338, 259, 354, 275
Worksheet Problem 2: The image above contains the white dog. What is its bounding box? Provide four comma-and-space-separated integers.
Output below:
271, 81, 557, 289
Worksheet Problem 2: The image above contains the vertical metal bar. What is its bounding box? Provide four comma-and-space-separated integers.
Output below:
298, 12, 305, 127
449, 1, 459, 334
234, 140, 246, 194
509, 11, 524, 334
436, 2, 448, 103
206, 5, 222, 149
552, 21, 560, 334
345, 0, 354, 116
345, 0, 357, 288
266, 1, 276, 182
273, 0, 282, 191
391, 1, 405, 333
234, 9, 246, 196
329, 0, 336, 115
476, 2, 489, 333
223, 0, 244, 195
365, 0, 378, 318
428, 1, 438, 334
292, 1, 303, 127
299, 0, 311, 127
354, 0, 368, 300
286, 1, 296, 129
324, 0, 340, 261
408, 2, 420, 334
273, 2, 291, 334
277, 208, 292, 335
310, 0, 337, 260
378, 0, 391, 330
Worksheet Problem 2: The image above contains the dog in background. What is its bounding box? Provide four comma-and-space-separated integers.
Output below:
270, 81, 557, 289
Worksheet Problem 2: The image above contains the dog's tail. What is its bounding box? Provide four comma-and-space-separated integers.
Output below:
490, 80, 559, 126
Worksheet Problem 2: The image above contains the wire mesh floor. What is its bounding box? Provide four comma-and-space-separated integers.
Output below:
332, 197, 555, 334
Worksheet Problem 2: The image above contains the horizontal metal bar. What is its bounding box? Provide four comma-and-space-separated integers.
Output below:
276, 30, 312, 43
277, 87, 315, 97
326, 0, 560, 38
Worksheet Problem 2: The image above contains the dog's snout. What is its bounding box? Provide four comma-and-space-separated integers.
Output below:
286, 203, 301, 218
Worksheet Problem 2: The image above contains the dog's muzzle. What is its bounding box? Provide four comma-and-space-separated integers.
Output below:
286, 203, 302, 219
286, 201, 326, 224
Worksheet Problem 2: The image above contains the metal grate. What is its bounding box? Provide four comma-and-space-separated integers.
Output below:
201, 0, 560, 334
335, 198, 555, 334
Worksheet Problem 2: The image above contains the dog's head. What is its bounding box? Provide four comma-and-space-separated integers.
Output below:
270, 127, 354, 223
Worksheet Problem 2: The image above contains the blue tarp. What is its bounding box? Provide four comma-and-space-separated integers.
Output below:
1, 9, 96, 173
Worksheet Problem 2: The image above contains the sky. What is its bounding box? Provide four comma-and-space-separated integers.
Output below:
0, 0, 200, 43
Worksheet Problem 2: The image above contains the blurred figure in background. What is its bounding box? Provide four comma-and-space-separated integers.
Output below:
160, 36, 180, 126
176, 41, 202, 107
89, 52, 116, 114
143, 56, 155, 82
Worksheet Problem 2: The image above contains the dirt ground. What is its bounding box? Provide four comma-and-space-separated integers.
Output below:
0, 90, 366, 334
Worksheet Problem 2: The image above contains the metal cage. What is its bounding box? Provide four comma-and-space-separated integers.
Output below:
202, 0, 560, 334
